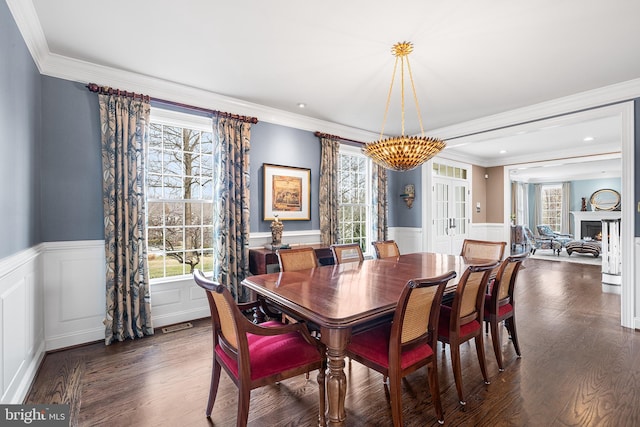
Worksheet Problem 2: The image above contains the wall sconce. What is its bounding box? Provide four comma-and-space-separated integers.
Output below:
400, 184, 415, 209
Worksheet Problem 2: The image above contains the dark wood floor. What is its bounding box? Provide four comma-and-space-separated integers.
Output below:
25, 258, 640, 426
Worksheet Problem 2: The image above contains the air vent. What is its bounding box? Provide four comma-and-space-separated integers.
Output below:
161, 322, 193, 334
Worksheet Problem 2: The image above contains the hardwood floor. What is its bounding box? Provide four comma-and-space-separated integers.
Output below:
25, 259, 640, 426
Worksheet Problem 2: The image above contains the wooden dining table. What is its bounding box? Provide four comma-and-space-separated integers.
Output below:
241, 252, 496, 426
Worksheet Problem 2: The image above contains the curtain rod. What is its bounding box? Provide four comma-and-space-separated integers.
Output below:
314, 131, 365, 146
86, 83, 258, 124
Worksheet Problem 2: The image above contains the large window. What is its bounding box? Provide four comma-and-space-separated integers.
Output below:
146, 109, 215, 280
337, 146, 372, 253
540, 184, 562, 232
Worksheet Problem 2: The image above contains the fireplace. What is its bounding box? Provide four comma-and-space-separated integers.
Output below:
571, 211, 621, 240
581, 221, 602, 240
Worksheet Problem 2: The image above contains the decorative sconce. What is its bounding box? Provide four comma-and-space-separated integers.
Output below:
400, 184, 415, 208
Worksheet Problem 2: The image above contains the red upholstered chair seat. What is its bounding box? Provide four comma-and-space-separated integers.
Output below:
484, 295, 513, 317
347, 323, 434, 370
438, 305, 482, 338
216, 320, 323, 381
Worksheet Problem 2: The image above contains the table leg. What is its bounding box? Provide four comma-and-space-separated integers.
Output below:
321, 327, 350, 426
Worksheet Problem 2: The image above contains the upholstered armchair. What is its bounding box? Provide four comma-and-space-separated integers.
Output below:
524, 226, 562, 255
536, 224, 573, 247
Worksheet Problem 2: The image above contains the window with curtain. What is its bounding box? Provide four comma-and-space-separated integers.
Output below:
337, 145, 373, 254
146, 108, 215, 279
540, 184, 563, 232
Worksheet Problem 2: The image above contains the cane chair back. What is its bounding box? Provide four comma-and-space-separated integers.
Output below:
330, 243, 364, 264
277, 247, 319, 271
371, 240, 400, 259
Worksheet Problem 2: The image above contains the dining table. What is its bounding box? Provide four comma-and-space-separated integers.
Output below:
241, 251, 496, 426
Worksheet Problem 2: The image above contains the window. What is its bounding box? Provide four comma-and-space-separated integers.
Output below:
146, 109, 215, 280
337, 145, 372, 254
540, 184, 562, 232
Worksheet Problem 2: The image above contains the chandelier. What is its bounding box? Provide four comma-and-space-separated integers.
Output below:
363, 42, 445, 171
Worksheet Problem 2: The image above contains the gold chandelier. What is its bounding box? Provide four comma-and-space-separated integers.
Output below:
363, 42, 445, 171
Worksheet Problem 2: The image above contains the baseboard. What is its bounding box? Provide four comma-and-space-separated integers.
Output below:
45, 326, 104, 351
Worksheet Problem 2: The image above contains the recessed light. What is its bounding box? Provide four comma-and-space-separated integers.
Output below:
297, 103, 306, 108
583, 136, 595, 142
499, 150, 507, 154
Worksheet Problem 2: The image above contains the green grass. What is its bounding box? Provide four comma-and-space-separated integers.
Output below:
148, 255, 214, 279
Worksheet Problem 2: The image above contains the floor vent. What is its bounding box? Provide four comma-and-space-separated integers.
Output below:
162, 322, 193, 334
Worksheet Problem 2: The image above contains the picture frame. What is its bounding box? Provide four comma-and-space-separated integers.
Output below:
263, 163, 311, 220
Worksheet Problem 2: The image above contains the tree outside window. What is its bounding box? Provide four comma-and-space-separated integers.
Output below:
146, 112, 215, 279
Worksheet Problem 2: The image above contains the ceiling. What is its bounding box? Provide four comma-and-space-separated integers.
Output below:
10, 0, 640, 179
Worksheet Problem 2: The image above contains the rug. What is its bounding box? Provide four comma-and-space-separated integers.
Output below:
529, 249, 601, 266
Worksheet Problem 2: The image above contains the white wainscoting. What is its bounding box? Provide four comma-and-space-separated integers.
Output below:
388, 227, 424, 254
42, 241, 213, 351
41, 241, 106, 351
0, 247, 43, 404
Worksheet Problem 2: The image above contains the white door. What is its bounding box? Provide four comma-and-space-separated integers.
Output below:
432, 175, 470, 255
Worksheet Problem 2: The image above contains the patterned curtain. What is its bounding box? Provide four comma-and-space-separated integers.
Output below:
319, 137, 340, 245
561, 181, 571, 234
533, 183, 542, 230
520, 182, 530, 227
212, 116, 251, 302
98, 94, 153, 345
372, 164, 388, 241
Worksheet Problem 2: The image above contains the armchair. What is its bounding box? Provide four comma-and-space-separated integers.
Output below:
536, 224, 573, 253
536, 224, 573, 244
524, 226, 562, 255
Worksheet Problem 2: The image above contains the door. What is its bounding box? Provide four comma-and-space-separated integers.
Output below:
432, 165, 470, 255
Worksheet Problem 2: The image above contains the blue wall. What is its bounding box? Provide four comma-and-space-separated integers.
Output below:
388, 169, 422, 227
40, 77, 104, 242
0, 1, 41, 258
250, 122, 321, 233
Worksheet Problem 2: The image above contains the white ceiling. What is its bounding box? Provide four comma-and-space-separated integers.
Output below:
10, 0, 640, 179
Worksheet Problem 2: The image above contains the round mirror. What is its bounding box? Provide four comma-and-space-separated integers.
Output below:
590, 189, 620, 211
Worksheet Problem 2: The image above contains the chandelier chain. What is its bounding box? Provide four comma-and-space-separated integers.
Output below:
363, 41, 445, 171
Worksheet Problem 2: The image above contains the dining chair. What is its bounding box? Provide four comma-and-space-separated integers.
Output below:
330, 243, 364, 264
372, 240, 400, 259
346, 270, 457, 426
484, 252, 528, 371
277, 246, 319, 271
277, 247, 320, 327
460, 239, 506, 261
437, 261, 499, 405
193, 270, 326, 427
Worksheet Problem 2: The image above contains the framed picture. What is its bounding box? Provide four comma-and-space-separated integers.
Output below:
263, 163, 310, 220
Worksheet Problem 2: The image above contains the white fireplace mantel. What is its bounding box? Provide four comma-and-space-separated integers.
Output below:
571, 210, 622, 240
